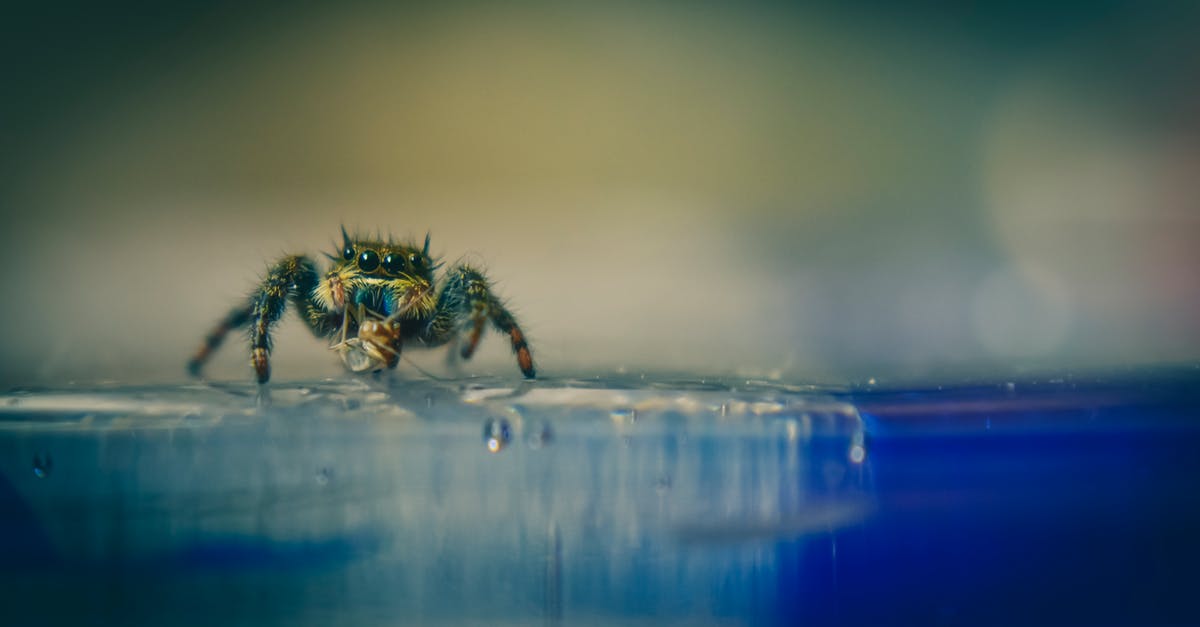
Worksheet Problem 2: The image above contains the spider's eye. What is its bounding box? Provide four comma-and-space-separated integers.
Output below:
408, 253, 422, 269
342, 246, 355, 261
357, 249, 380, 272
382, 253, 406, 274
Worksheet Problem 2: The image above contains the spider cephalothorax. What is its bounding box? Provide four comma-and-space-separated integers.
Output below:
188, 228, 536, 383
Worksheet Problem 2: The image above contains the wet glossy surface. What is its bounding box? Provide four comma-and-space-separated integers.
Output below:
1, 371, 1198, 625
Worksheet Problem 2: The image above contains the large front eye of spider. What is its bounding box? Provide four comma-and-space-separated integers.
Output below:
382, 252, 406, 274
357, 249, 380, 272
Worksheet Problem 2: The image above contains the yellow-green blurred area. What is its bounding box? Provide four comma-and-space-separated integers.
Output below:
2, 1, 1198, 384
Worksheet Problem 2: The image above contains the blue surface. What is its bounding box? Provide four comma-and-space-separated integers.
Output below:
1, 370, 1198, 625
792, 372, 1200, 624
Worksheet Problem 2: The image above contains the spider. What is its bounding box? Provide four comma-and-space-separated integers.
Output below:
188, 228, 536, 384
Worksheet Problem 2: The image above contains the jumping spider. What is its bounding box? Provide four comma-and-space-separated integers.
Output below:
188, 228, 536, 383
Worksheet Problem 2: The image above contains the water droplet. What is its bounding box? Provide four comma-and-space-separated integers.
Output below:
483, 417, 512, 453
1003, 382, 1016, 394
316, 467, 333, 486
848, 429, 866, 464
867, 378, 877, 386
32, 454, 52, 479
610, 408, 637, 424
526, 421, 553, 450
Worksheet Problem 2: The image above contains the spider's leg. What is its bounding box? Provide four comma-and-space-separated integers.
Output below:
426, 265, 536, 379
188, 303, 253, 377
461, 312, 487, 360
488, 304, 535, 379
247, 255, 322, 384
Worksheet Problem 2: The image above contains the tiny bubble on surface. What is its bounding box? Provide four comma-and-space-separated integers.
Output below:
483, 417, 512, 453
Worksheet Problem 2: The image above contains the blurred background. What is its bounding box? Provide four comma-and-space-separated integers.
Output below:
2, 0, 1198, 386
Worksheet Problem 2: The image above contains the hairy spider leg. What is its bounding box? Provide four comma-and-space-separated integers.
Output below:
189, 261, 341, 381
425, 265, 536, 379
188, 303, 254, 377
246, 255, 340, 383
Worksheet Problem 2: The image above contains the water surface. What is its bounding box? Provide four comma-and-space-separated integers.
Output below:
1, 371, 1197, 625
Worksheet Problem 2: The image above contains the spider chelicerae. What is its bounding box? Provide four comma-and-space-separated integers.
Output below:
188, 228, 536, 383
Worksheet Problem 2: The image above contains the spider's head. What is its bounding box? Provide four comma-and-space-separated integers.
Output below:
316, 228, 439, 317
335, 227, 437, 284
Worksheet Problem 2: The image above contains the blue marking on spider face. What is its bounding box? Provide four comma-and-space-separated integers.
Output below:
353, 287, 393, 315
